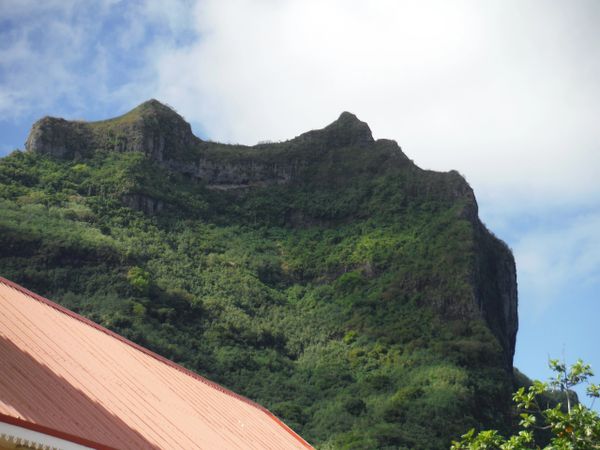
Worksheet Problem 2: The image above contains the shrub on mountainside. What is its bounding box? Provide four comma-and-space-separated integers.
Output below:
452, 359, 600, 449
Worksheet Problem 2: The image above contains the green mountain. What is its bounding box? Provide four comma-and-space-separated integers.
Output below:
1, 100, 518, 449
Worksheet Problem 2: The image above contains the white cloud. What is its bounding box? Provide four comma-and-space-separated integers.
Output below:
0, 0, 193, 121
514, 211, 600, 313
153, 0, 600, 210
0, 0, 81, 17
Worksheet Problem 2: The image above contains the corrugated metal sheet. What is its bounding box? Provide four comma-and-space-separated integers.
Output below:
0, 277, 312, 450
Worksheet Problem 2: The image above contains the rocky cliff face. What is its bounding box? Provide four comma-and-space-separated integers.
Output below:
25, 117, 93, 159
26, 100, 197, 162
24, 99, 518, 367
26, 101, 406, 189
473, 219, 519, 368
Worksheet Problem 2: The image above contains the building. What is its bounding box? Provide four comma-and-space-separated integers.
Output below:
0, 277, 312, 450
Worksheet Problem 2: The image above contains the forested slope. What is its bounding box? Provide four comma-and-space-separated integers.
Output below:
0, 101, 518, 449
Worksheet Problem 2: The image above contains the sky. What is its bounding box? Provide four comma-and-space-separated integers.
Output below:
1, 0, 599, 404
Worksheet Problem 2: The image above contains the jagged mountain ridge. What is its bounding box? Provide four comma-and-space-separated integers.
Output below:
1, 100, 518, 448
24, 99, 517, 367
26, 100, 402, 188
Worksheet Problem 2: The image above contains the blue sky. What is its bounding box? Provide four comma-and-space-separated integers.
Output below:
1, 0, 599, 405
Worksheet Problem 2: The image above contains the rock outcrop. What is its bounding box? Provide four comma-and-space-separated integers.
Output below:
296, 111, 374, 148
25, 117, 93, 159
26, 100, 197, 161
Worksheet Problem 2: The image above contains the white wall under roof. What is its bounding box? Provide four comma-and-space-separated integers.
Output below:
0, 421, 91, 450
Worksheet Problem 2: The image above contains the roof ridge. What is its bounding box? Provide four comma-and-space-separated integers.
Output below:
0, 276, 312, 449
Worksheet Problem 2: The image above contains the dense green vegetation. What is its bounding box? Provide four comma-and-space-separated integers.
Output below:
1, 117, 515, 449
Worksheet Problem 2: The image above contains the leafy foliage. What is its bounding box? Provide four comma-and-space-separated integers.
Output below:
452, 360, 600, 449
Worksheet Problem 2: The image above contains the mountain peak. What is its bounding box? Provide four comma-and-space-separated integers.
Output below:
130, 99, 181, 117
296, 111, 374, 148
140, 98, 164, 108
25, 99, 197, 160
326, 111, 373, 144
336, 111, 361, 123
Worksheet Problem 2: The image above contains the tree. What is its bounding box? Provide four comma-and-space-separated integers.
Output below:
451, 359, 600, 449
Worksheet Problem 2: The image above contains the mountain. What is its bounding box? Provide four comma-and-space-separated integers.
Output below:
1, 100, 517, 449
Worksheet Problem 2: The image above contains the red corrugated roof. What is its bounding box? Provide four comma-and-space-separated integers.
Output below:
0, 277, 313, 449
